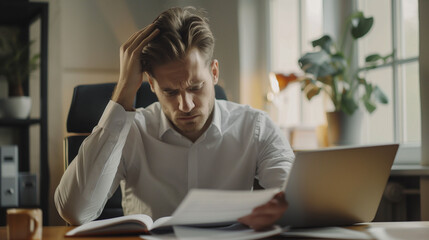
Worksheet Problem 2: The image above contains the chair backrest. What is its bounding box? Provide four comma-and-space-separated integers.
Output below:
64, 82, 228, 220
66, 82, 227, 133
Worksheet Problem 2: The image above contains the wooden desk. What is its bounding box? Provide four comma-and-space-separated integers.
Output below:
0, 226, 140, 240
1, 222, 428, 239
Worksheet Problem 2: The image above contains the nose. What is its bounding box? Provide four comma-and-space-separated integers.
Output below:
178, 92, 195, 113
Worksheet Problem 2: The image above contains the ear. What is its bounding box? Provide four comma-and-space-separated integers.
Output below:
146, 72, 156, 93
210, 59, 219, 85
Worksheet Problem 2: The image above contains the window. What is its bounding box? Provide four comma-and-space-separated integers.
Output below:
269, 0, 420, 163
269, 0, 324, 128
358, 0, 420, 163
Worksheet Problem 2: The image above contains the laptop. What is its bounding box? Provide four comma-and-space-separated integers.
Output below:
279, 143, 399, 228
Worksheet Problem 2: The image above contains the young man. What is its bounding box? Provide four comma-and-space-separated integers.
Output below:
55, 7, 294, 231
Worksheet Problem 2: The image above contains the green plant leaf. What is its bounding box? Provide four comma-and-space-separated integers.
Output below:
363, 97, 377, 113
300, 11, 389, 115
357, 76, 366, 85
331, 53, 347, 72
373, 85, 388, 104
365, 54, 382, 63
29, 53, 40, 71
341, 94, 358, 115
0, 31, 39, 89
298, 50, 337, 78
312, 35, 333, 54
351, 16, 374, 39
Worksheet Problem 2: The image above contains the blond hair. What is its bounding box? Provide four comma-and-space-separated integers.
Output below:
141, 7, 215, 77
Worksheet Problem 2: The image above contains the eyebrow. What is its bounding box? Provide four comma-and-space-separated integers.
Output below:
160, 81, 204, 91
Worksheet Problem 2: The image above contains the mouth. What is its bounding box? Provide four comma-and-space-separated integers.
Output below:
177, 115, 199, 121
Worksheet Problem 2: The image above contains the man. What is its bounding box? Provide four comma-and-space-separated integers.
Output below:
55, 7, 294, 231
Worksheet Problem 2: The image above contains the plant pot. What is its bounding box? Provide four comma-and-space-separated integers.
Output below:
0, 96, 32, 119
326, 111, 363, 146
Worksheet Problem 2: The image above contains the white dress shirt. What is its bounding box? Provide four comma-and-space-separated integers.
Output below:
55, 99, 294, 225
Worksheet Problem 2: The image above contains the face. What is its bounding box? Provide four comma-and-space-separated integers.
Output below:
147, 48, 219, 142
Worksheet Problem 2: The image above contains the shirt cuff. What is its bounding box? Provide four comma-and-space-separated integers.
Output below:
98, 100, 136, 135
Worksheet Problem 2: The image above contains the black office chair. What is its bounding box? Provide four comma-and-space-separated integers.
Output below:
64, 82, 228, 220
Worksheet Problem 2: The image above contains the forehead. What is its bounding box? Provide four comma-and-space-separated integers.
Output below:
152, 49, 209, 88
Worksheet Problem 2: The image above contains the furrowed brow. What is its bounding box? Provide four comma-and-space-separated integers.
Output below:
161, 87, 177, 91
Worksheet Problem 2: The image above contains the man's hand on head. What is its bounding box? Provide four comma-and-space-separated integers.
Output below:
112, 24, 160, 111
237, 191, 288, 231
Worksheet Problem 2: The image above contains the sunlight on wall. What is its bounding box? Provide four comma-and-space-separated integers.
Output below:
268, 0, 324, 129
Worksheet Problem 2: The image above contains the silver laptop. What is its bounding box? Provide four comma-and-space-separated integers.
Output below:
279, 143, 399, 228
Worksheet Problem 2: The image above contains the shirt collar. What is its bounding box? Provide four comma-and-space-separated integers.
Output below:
159, 106, 172, 139
211, 100, 222, 135
158, 100, 223, 139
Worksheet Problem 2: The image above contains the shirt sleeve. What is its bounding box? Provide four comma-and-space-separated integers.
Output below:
255, 112, 295, 190
54, 100, 136, 225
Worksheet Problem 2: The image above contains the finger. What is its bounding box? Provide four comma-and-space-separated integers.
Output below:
238, 202, 288, 228
238, 214, 277, 231
240, 208, 282, 222
122, 24, 155, 50
251, 198, 288, 215
238, 209, 278, 223
274, 191, 286, 201
137, 28, 160, 52
237, 192, 288, 231
128, 23, 158, 50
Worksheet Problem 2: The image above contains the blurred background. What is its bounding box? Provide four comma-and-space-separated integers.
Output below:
0, 0, 427, 226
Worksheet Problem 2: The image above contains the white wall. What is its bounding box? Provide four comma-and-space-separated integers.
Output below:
238, 0, 270, 109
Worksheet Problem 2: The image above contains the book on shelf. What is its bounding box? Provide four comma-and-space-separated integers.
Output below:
66, 188, 282, 237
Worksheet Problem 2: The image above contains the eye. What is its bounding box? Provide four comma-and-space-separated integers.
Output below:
189, 83, 204, 92
164, 90, 179, 97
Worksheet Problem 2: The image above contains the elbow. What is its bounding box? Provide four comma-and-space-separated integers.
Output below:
54, 187, 83, 225
54, 186, 96, 225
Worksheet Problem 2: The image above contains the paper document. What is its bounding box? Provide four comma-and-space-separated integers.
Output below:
367, 226, 429, 240
281, 227, 372, 239
143, 224, 283, 240
157, 188, 280, 227
66, 188, 280, 237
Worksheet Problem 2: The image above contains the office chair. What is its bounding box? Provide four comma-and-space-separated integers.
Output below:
64, 82, 228, 220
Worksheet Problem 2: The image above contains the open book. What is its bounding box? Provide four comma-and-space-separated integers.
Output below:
66, 188, 280, 237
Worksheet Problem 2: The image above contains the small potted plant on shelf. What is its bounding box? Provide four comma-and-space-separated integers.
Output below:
0, 28, 40, 119
298, 11, 392, 146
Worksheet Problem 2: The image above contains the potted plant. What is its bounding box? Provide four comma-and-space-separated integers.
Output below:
0, 28, 40, 119
298, 11, 392, 146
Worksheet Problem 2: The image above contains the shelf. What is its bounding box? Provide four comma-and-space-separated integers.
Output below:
0, 1, 49, 226
0, 2, 46, 25
0, 118, 41, 126
391, 165, 429, 177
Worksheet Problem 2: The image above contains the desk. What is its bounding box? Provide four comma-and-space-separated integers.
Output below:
0, 226, 139, 239
0, 222, 428, 239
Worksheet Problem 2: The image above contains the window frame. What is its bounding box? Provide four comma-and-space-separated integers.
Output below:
268, 0, 421, 164
357, 0, 421, 164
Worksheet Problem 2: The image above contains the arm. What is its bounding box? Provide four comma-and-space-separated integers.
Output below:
55, 25, 159, 225
112, 24, 159, 110
238, 112, 295, 230
55, 102, 135, 225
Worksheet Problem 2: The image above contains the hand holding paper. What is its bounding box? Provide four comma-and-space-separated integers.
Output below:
238, 191, 288, 231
